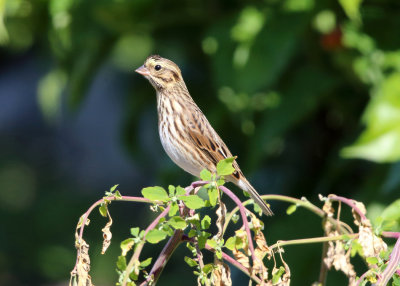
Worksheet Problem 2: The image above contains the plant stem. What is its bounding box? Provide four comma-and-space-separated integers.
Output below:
122, 205, 171, 286
318, 240, 329, 286
219, 186, 257, 264
269, 233, 358, 250
327, 195, 367, 221
140, 230, 184, 286
376, 236, 400, 286
204, 244, 262, 284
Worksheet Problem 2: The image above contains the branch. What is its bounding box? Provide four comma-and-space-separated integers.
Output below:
219, 186, 257, 264
122, 205, 171, 286
140, 230, 184, 286
375, 236, 400, 286
327, 195, 367, 221
204, 243, 262, 284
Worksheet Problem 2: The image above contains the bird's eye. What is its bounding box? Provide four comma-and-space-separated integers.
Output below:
155, 65, 162, 71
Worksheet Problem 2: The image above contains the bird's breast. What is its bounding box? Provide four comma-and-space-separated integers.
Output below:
157, 96, 204, 177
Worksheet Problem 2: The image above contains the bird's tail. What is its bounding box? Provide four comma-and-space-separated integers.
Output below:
238, 179, 273, 216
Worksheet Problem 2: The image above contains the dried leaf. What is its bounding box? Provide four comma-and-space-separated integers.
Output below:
324, 239, 356, 285
358, 225, 387, 259
101, 209, 113, 254
233, 247, 250, 269
249, 213, 270, 282
322, 200, 335, 217
215, 202, 227, 239
351, 200, 367, 226
322, 219, 356, 285
211, 258, 232, 286
71, 238, 93, 286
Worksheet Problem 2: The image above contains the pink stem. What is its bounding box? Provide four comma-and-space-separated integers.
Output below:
376, 237, 400, 285
219, 186, 256, 264
382, 232, 400, 239
204, 244, 261, 284
328, 195, 367, 221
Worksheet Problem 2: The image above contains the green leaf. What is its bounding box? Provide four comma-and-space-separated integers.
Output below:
110, 184, 119, 192
201, 215, 211, 230
198, 232, 211, 249
168, 216, 187, 230
216, 250, 222, 260
179, 195, 205, 209
142, 186, 169, 202
224, 236, 236, 251
216, 157, 236, 176
120, 238, 134, 256
140, 257, 152, 268
99, 203, 108, 217
202, 263, 213, 274
338, 0, 363, 22
286, 204, 297, 215
272, 266, 286, 284
392, 274, 400, 286
341, 73, 400, 163
188, 229, 197, 238
351, 240, 363, 257
207, 239, 218, 248
253, 202, 262, 216
146, 229, 168, 244
380, 199, 400, 223
175, 186, 186, 196
130, 227, 140, 237
116, 255, 127, 270
200, 169, 212, 181
184, 256, 198, 267
366, 257, 379, 265
168, 185, 175, 196
208, 187, 218, 207
169, 202, 179, 216
114, 190, 122, 199
232, 214, 240, 224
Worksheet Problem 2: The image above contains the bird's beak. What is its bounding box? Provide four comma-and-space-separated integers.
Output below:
135, 65, 151, 76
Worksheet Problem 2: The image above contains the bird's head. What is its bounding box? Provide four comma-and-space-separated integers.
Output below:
135, 55, 183, 91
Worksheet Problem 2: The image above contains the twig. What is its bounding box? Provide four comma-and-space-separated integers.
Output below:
318, 239, 329, 286
140, 229, 184, 286
122, 205, 171, 286
328, 195, 367, 221
204, 244, 262, 284
269, 233, 359, 251
219, 186, 257, 264
135, 181, 205, 286
375, 236, 400, 286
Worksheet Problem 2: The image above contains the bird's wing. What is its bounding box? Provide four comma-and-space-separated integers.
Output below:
186, 113, 241, 179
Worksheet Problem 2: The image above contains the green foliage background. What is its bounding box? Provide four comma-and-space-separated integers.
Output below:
0, 0, 399, 285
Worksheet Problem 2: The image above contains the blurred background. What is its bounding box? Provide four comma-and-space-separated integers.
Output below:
1, 0, 399, 285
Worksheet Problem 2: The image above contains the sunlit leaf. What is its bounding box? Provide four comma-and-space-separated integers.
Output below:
200, 169, 212, 181
168, 216, 187, 230
146, 229, 168, 244
184, 256, 198, 267
142, 186, 169, 202
201, 215, 211, 230
286, 204, 297, 215
342, 73, 400, 162
169, 202, 179, 217
140, 257, 152, 268
208, 187, 218, 207
216, 157, 236, 176
179, 195, 205, 209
